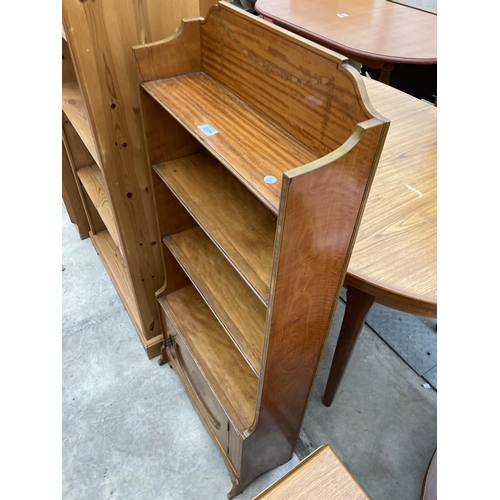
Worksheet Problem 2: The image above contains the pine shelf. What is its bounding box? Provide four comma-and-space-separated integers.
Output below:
62, 0, 201, 359
77, 165, 122, 255
90, 230, 139, 328
62, 82, 99, 165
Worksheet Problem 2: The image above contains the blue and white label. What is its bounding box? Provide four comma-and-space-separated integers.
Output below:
197, 123, 218, 136
264, 176, 277, 184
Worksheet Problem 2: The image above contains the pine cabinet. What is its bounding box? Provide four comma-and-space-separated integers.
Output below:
62, 0, 200, 357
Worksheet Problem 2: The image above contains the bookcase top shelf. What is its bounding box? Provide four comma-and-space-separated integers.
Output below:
142, 72, 318, 214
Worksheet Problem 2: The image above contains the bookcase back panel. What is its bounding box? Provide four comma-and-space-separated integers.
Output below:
200, 5, 375, 157
62, 39, 77, 84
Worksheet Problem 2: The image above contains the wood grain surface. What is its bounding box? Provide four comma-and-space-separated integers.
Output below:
173, 332, 230, 450
77, 165, 122, 255
160, 286, 259, 434
62, 38, 76, 83
62, 123, 104, 237
252, 445, 369, 499
347, 77, 436, 315
164, 227, 267, 376
143, 73, 317, 213
62, 127, 106, 240
63, 0, 200, 343
90, 230, 140, 332
154, 152, 276, 304
62, 140, 90, 239
134, 3, 394, 495
134, 20, 202, 83
255, 0, 437, 64
62, 82, 99, 164
139, 88, 203, 166
256, 119, 386, 445
200, 5, 377, 156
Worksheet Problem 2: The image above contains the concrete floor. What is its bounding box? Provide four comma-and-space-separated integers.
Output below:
62, 203, 437, 499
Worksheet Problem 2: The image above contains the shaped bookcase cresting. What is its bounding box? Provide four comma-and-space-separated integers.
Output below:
134, 2, 389, 496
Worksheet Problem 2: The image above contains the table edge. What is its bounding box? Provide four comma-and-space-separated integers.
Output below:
255, 4, 437, 65
344, 272, 437, 318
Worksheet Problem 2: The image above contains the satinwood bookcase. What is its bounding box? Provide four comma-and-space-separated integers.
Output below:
134, 2, 389, 496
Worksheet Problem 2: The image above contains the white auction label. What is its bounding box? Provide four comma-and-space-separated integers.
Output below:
197, 123, 218, 136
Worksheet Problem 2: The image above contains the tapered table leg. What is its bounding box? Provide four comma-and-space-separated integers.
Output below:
322, 286, 375, 407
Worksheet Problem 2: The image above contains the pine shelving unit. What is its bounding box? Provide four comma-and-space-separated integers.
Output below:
61, 0, 201, 358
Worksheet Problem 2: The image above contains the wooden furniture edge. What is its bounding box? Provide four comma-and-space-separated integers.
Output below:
344, 272, 437, 317
63, 2, 166, 345
254, 2, 437, 66
133, 4, 392, 495
133, 18, 203, 82
62, 140, 91, 240
77, 165, 123, 256
420, 448, 437, 500
286, 118, 389, 178
252, 444, 369, 499
252, 446, 327, 498
225, 122, 389, 497
62, 82, 100, 166
134, 1, 386, 126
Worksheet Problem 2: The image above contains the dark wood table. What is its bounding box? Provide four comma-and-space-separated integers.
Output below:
255, 0, 437, 84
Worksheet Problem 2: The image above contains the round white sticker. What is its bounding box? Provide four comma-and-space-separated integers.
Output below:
264, 176, 277, 184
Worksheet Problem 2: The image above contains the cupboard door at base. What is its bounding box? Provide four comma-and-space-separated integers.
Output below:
174, 334, 230, 453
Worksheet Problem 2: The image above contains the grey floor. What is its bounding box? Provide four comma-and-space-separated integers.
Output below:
62, 203, 437, 500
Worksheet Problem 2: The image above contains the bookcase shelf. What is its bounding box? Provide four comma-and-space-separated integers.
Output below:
143, 72, 317, 213
62, 0, 201, 359
153, 151, 275, 304
158, 285, 258, 434
62, 82, 99, 165
164, 226, 267, 375
134, 2, 389, 496
91, 230, 139, 327
77, 165, 122, 255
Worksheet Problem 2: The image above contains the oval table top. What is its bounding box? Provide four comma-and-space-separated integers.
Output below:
255, 0, 437, 65
346, 76, 437, 317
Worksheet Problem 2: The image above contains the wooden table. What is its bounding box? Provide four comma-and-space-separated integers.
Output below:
421, 449, 437, 500
252, 445, 369, 499
323, 76, 437, 406
255, 0, 437, 84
